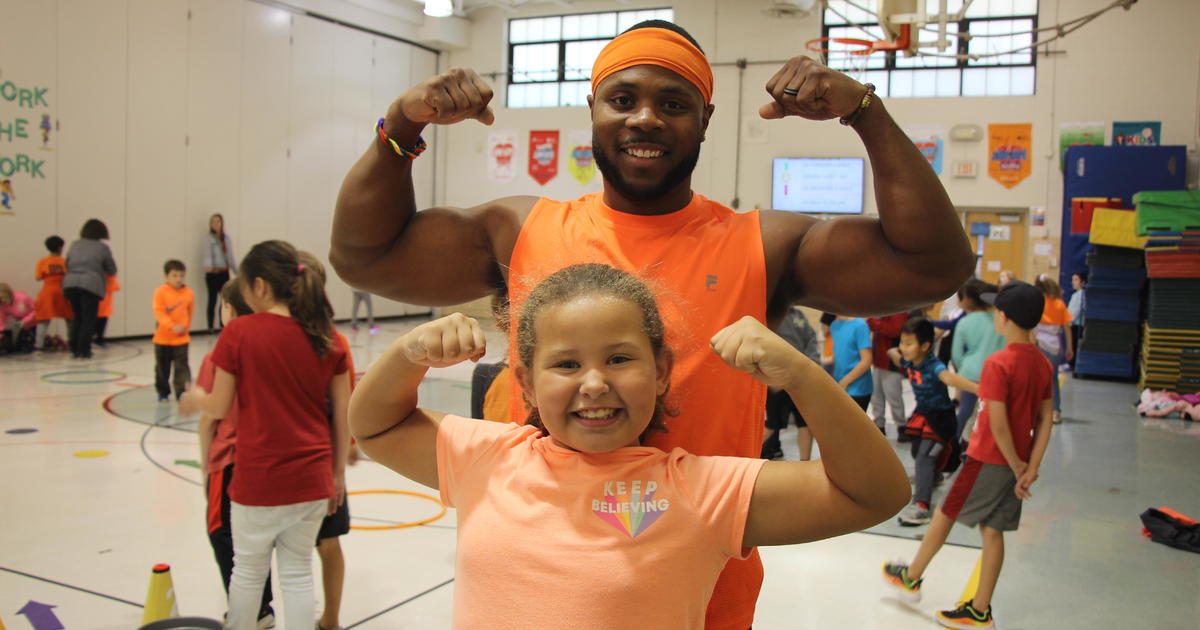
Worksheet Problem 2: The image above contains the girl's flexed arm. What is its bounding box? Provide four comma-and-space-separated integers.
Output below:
350, 313, 486, 489
711, 317, 910, 548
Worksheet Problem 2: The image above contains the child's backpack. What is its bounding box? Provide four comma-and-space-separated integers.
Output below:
1140, 507, 1200, 554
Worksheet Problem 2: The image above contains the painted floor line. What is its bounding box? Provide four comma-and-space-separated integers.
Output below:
0, 565, 143, 608
345, 576, 455, 628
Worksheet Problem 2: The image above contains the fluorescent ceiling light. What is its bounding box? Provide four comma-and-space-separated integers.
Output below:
424, 0, 453, 17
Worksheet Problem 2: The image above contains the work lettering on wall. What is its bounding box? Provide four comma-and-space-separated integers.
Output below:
0, 78, 56, 214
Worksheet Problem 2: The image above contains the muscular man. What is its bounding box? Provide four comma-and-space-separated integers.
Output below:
333, 20, 972, 630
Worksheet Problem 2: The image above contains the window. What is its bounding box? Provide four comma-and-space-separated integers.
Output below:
508, 8, 673, 108
821, 0, 1037, 98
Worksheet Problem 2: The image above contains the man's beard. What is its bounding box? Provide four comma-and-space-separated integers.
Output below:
592, 137, 701, 204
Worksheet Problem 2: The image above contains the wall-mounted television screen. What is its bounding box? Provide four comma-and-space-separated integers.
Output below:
771, 157, 865, 214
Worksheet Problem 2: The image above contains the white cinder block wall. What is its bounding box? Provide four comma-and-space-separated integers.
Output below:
0, 0, 437, 338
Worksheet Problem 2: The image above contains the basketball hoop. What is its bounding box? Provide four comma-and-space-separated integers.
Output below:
806, 23, 912, 56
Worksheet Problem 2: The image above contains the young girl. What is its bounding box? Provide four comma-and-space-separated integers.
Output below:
196, 280, 275, 628
350, 263, 910, 629
1034, 274, 1072, 423
180, 240, 350, 630
950, 278, 1006, 439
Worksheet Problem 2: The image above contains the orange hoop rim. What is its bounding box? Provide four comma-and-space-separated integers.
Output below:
347, 489, 448, 530
805, 36, 876, 56
806, 24, 912, 56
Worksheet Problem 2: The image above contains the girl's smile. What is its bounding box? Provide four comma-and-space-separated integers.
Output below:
519, 293, 670, 453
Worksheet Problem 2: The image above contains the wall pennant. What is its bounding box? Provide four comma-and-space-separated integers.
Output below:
905, 124, 946, 175
528, 130, 559, 186
987, 123, 1032, 189
566, 130, 595, 186
486, 130, 517, 184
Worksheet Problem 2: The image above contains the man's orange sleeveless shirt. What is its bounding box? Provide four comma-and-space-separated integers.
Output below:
508, 191, 768, 629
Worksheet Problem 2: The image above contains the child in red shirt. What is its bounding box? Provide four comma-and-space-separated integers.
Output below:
883, 281, 1054, 629
196, 280, 275, 628
181, 241, 350, 630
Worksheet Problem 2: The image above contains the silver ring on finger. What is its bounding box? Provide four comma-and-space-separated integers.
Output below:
782, 87, 800, 96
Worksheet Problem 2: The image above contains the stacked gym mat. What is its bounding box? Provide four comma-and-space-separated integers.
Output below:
1077, 242, 1144, 379
1135, 191, 1200, 393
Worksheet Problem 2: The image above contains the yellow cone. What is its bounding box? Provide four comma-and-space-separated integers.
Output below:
959, 555, 983, 604
142, 563, 179, 624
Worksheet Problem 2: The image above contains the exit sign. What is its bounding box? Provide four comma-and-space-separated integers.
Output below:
953, 161, 978, 178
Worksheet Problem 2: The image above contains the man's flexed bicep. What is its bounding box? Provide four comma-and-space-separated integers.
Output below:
332, 66, 534, 305
779, 213, 964, 316
333, 197, 534, 305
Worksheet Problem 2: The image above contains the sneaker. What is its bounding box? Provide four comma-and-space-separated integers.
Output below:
157, 394, 170, 403
935, 600, 994, 629
898, 502, 932, 526
368, 326, 380, 334
881, 561, 922, 602
257, 611, 276, 629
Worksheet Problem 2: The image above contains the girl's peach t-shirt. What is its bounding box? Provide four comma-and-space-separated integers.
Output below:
436, 414, 765, 630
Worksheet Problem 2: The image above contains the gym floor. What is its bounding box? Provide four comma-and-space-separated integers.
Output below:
2, 316, 1197, 629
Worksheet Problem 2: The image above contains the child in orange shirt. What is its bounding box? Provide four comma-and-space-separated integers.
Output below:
350, 263, 911, 629
153, 260, 194, 402
34, 236, 72, 351
95, 274, 120, 348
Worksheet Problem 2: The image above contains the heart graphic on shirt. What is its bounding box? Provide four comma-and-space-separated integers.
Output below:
591, 488, 669, 538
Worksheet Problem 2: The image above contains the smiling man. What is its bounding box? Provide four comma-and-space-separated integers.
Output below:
332, 20, 972, 629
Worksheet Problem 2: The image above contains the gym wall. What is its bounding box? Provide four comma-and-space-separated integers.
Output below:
0, 0, 436, 339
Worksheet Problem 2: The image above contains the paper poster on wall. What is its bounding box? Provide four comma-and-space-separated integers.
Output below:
0, 75, 56, 214
486, 130, 517, 184
1058, 122, 1104, 171
988, 123, 1032, 189
528, 130, 559, 186
565, 130, 595, 186
905, 124, 946, 175
1031, 206, 1045, 227
1034, 241, 1053, 256
986, 260, 1001, 272
989, 225, 1011, 241
1112, 121, 1160, 146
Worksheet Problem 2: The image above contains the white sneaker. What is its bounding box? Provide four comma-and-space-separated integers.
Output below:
898, 502, 932, 526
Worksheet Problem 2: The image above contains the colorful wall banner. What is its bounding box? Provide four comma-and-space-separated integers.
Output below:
1, 77, 56, 214
988, 123, 1032, 189
1112, 121, 1160, 146
565, 130, 595, 186
1058, 122, 1104, 171
486, 130, 517, 184
528, 130, 559, 186
905, 124, 946, 175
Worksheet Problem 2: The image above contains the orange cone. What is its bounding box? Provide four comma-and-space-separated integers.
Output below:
142, 563, 179, 624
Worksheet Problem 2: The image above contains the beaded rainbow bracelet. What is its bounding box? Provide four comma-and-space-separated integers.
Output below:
376, 117, 427, 159
839, 83, 876, 127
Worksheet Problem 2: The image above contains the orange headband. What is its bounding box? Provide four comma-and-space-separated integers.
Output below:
591, 27, 713, 104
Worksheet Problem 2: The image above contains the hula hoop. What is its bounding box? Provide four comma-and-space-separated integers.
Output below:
41, 370, 127, 384
348, 489, 447, 530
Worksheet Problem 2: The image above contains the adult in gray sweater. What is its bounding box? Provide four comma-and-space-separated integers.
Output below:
63, 219, 117, 359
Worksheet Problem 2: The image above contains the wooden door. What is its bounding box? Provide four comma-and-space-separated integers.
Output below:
963, 211, 1026, 284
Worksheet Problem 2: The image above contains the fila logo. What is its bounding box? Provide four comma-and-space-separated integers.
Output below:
705, 275, 718, 291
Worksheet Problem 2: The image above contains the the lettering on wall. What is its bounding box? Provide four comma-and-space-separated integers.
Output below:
0, 77, 56, 214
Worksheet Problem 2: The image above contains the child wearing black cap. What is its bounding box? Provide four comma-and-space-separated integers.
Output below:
881, 281, 1054, 630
